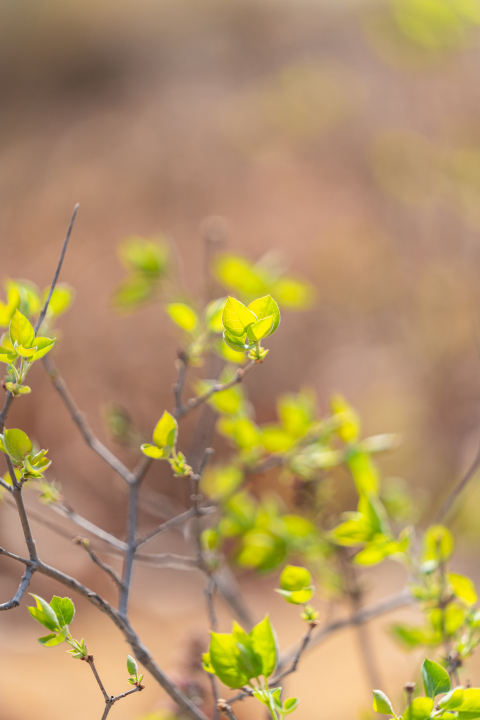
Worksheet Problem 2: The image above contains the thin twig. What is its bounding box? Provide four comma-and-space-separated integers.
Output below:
50, 503, 128, 551
217, 700, 240, 720
35, 204, 79, 334
75, 538, 124, 589
174, 351, 189, 417
119, 480, 140, 616
0, 563, 36, 611
270, 622, 316, 684
43, 356, 136, 485
134, 552, 199, 570
135, 506, 216, 549
176, 361, 255, 419
436, 445, 480, 522
87, 656, 110, 702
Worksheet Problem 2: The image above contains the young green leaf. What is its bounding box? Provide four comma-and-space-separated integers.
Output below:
166, 303, 198, 333
222, 297, 257, 337
209, 632, 249, 689
422, 658, 451, 698
140, 443, 166, 459
9, 309, 35, 348
42, 284, 74, 317
246, 315, 274, 343
49, 597, 75, 628
249, 616, 277, 679
247, 295, 280, 335
403, 697, 434, 720
30, 337, 55, 362
448, 573, 478, 606
127, 655, 138, 676
4, 428, 33, 463
373, 690, 397, 716
28, 594, 59, 632
38, 625, 68, 647
438, 688, 465, 711
422, 525, 454, 564
152, 411, 178, 451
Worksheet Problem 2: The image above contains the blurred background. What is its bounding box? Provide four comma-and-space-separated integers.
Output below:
2, 0, 480, 717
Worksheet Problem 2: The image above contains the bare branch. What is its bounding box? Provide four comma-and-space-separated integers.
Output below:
75, 538, 124, 589
217, 700, 240, 720
176, 361, 255, 419
50, 502, 128, 551
173, 350, 188, 417
12, 484, 38, 560
269, 622, 316, 684
43, 356, 136, 485
436, 444, 480, 523
276, 589, 412, 675
87, 656, 110, 703
35, 204, 79, 334
0, 563, 36, 611
135, 505, 216, 549
119, 480, 140, 616
134, 552, 199, 570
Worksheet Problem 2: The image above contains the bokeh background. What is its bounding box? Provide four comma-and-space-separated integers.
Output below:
3, 0, 480, 718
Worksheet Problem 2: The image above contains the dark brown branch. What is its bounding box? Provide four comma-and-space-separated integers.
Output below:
35, 204, 79, 334
43, 356, 136, 485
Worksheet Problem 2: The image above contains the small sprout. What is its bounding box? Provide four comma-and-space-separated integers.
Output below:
168, 451, 192, 477
300, 605, 319, 623
0, 430, 51, 480
127, 654, 144, 687
275, 566, 315, 605
141, 410, 178, 460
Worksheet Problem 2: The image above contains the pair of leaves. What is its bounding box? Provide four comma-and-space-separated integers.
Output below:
275, 565, 314, 605
28, 595, 75, 647
2, 310, 55, 363
141, 411, 178, 459
0, 429, 51, 478
254, 687, 298, 716
203, 616, 277, 689
222, 296, 280, 352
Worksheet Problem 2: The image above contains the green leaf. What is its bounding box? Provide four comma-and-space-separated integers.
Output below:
403, 697, 434, 720
373, 689, 397, 716
282, 697, 299, 715
279, 565, 312, 592
202, 652, 215, 673
209, 632, 249, 689
455, 688, 480, 715
152, 410, 178, 451
140, 443, 168, 459
49, 597, 75, 627
15, 344, 37, 358
248, 296, 280, 335
448, 573, 478, 606
422, 658, 451, 698
0, 347, 17, 364
0, 287, 20, 327
119, 237, 168, 276
422, 525, 454, 564
249, 616, 277, 679
246, 315, 275, 343
4, 428, 33, 463
205, 297, 227, 333
347, 449, 380, 495
222, 297, 257, 337
9, 310, 34, 348
330, 394, 360, 442
214, 254, 268, 296
38, 625, 68, 647
439, 688, 465, 711
231, 418, 261, 450
223, 329, 252, 352
127, 655, 138, 676
30, 337, 55, 362
271, 276, 315, 309
28, 594, 59, 632
166, 303, 198, 333
112, 274, 157, 312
